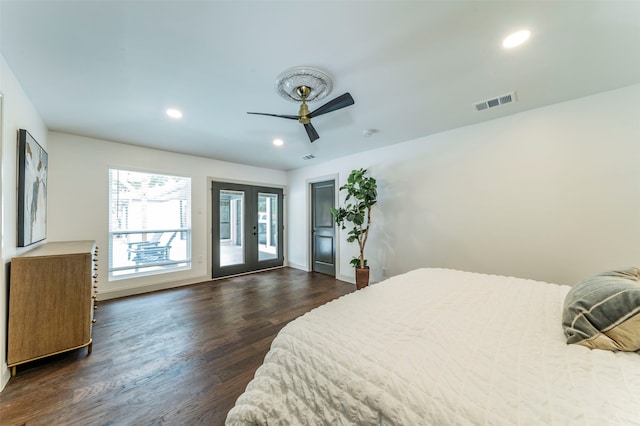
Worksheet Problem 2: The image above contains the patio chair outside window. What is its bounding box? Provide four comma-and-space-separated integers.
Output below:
126, 232, 163, 260
128, 232, 178, 266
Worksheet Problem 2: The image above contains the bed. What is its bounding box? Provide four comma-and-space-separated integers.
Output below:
226, 268, 640, 425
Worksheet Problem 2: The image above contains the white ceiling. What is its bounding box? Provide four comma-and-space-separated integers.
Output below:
1, 1, 639, 171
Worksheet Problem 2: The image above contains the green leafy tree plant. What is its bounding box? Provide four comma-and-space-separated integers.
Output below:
331, 168, 378, 270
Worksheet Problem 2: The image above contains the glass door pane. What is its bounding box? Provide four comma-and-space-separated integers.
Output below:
258, 192, 278, 261
219, 190, 244, 267
212, 182, 283, 279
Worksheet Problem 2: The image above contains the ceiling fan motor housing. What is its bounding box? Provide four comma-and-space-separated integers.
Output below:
297, 86, 312, 123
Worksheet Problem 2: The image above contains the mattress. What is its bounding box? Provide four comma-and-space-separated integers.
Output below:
226, 268, 640, 425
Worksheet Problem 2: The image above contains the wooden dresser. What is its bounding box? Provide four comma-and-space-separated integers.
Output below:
7, 240, 98, 376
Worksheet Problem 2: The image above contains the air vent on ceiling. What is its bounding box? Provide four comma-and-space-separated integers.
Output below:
474, 91, 517, 112
302, 154, 316, 160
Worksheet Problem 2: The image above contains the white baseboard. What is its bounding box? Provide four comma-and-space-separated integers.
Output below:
97, 275, 210, 300
337, 273, 355, 284
287, 262, 308, 272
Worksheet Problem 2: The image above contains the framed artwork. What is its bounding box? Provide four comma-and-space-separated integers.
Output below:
17, 129, 48, 247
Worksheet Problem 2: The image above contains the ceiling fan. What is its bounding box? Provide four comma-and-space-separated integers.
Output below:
248, 87, 354, 143
247, 67, 354, 143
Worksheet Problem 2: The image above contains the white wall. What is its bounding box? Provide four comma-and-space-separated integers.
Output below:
46, 132, 287, 299
288, 84, 640, 287
0, 54, 49, 390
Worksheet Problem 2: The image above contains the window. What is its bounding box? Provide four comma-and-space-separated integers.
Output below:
108, 169, 191, 279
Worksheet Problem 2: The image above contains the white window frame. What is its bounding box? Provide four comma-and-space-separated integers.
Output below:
108, 168, 192, 280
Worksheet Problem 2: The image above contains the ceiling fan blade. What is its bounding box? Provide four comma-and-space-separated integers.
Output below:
304, 123, 320, 142
308, 92, 354, 118
247, 112, 299, 120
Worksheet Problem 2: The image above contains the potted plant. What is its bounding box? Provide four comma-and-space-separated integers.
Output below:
331, 168, 378, 289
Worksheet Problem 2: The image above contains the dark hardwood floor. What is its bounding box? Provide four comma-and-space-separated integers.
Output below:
0, 268, 355, 426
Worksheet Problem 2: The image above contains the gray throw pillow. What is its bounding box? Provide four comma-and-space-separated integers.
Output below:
562, 268, 640, 351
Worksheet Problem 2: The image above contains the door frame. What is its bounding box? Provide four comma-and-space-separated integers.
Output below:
209, 178, 286, 279
307, 174, 339, 278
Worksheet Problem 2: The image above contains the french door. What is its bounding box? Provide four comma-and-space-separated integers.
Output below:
211, 181, 284, 278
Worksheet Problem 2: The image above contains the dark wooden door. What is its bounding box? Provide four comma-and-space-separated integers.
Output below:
212, 182, 284, 278
311, 180, 336, 276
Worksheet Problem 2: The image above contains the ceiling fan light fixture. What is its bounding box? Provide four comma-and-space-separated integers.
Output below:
275, 66, 333, 102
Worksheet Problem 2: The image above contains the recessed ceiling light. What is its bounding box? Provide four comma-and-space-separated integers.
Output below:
166, 108, 183, 119
502, 30, 530, 49
273, 138, 284, 146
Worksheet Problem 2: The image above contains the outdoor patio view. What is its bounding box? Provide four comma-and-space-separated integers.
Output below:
109, 169, 191, 278
219, 191, 278, 267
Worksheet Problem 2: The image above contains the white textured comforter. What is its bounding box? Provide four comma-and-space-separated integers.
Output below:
226, 268, 640, 425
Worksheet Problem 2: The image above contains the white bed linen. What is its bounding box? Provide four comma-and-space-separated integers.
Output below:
226, 268, 640, 425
